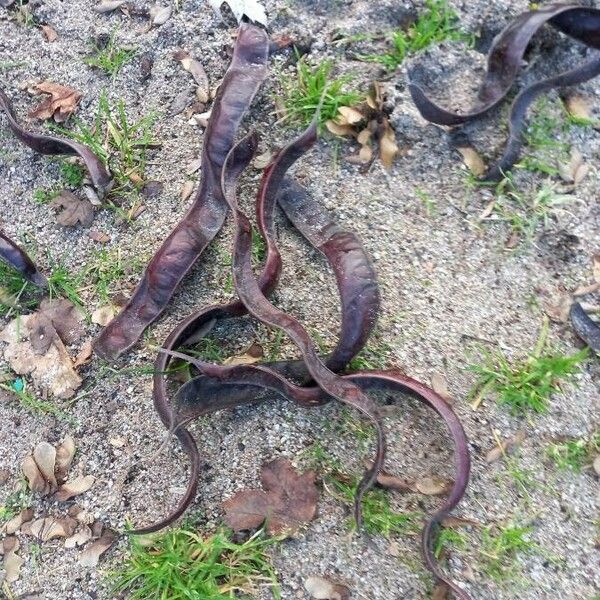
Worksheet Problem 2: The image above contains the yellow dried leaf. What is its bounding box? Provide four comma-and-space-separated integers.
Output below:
456, 146, 485, 176
325, 120, 355, 137
336, 106, 364, 125
380, 127, 399, 171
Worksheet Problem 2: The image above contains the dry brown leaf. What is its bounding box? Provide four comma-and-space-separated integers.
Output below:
33, 442, 58, 491
2, 508, 34, 535
573, 282, 600, 297
150, 5, 172, 26
79, 529, 117, 567
479, 199, 496, 220
592, 254, 600, 285
174, 51, 210, 103
73, 339, 94, 368
0, 312, 82, 398
88, 230, 111, 244
55, 475, 95, 502
180, 180, 195, 202
2, 536, 24, 583
456, 146, 485, 176
413, 476, 452, 496
65, 525, 93, 548
190, 110, 212, 128
559, 149, 589, 186
223, 343, 263, 366
55, 435, 76, 484
325, 120, 355, 137
28, 81, 82, 122
336, 106, 364, 125
223, 458, 318, 536
593, 455, 600, 476
543, 292, 572, 323
38, 298, 85, 345
23, 517, 77, 541
485, 430, 526, 463
441, 515, 480, 528
432, 582, 450, 600
91, 305, 116, 327
431, 372, 452, 403
29, 313, 57, 355
186, 158, 202, 175
253, 150, 273, 169
356, 128, 371, 146
21, 456, 49, 494
304, 576, 351, 600
40, 24, 58, 42
380, 123, 399, 171
50, 190, 94, 227
563, 93, 593, 121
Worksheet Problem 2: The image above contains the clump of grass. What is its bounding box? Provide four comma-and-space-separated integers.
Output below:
111, 528, 281, 600
32, 187, 61, 204
84, 31, 136, 79
434, 527, 468, 559
547, 430, 600, 472
469, 319, 588, 415
59, 161, 86, 187
0, 261, 37, 316
480, 523, 537, 581
50, 93, 156, 218
84, 248, 142, 304
281, 57, 361, 126
47, 263, 85, 308
0, 483, 31, 523
361, 0, 470, 70
0, 378, 69, 420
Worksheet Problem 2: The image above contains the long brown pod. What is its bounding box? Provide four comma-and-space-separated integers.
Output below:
0, 229, 47, 287
93, 23, 270, 361
0, 88, 113, 196
409, 4, 600, 126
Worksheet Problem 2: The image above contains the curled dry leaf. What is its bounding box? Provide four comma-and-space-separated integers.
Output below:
379, 120, 399, 171
562, 93, 594, 121
73, 339, 94, 368
414, 476, 453, 496
2, 508, 34, 535
55, 435, 76, 484
432, 582, 450, 600
50, 190, 94, 227
91, 305, 117, 327
485, 430, 526, 463
174, 51, 210, 103
0, 311, 82, 398
22, 455, 50, 494
33, 442, 58, 490
39, 298, 84, 345
253, 149, 273, 170
65, 525, 93, 548
2, 537, 24, 583
28, 81, 82, 122
222, 342, 263, 366
78, 529, 117, 567
305, 576, 351, 600
55, 475, 95, 502
190, 110, 212, 128
559, 149, 589, 186
456, 146, 486, 176
431, 372, 452, 403
149, 5, 172, 26
180, 180, 195, 202
336, 106, 365, 126
88, 230, 111, 244
223, 458, 318, 536
325, 120, 355, 137
441, 515, 480, 528
22, 517, 77, 542
40, 24, 58, 42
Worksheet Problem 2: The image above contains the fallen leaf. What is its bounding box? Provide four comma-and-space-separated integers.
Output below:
21, 456, 49, 494
55, 475, 95, 502
190, 110, 212, 128
253, 150, 273, 169
479, 199, 496, 220
91, 305, 116, 326
73, 339, 94, 368
33, 442, 58, 490
593, 455, 600, 476
2, 537, 24, 583
304, 576, 351, 600
180, 180, 195, 202
88, 230, 111, 244
441, 515, 480, 528
223, 343, 263, 366
55, 435, 76, 483
543, 292, 572, 323
336, 106, 364, 126
375, 471, 412, 491
22, 517, 77, 541
562, 93, 593, 121
432, 582, 450, 600
38, 298, 85, 345
1, 311, 82, 398
379, 120, 399, 170
28, 81, 82, 122
223, 458, 318, 536
485, 430, 526, 463
65, 525, 93, 548
40, 24, 58, 42
456, 146, 485, 176
325, 120, 355, 137
79, 529, 117, 567
174, 51, 210, 102
208, 0, 268, 26
50, 190, 94, 227
29, 313, 57, 355
413, 476, 452, 496
149, 5, 172, 26
2, 508, 34, 535
187, 158, 202, 175
431, 372, 452, 403
559, 149, 589, 186
593, 255, 600, 285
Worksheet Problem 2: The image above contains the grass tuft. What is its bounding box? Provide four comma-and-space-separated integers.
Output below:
547, 431, 599, 472
480, 523, 537, 581
281, 57, 361, 127
360, 0, 470, 70
111, 528, 281, 600
84, 31, 136, 79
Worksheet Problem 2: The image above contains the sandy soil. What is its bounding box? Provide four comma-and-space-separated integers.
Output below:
0, 1, 599, 599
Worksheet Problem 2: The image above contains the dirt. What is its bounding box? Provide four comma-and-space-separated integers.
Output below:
0, 1, 599, 599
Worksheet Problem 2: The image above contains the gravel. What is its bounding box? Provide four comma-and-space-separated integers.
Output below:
0, 1, 599, 599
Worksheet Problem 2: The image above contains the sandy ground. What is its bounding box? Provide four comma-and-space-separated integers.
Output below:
0, 0, 599, 598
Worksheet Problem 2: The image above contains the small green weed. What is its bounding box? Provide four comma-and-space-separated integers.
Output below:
251, 227, 267, 265
469, 319, 587, 415
480, 523, 537, 581
281, 57, 361, 127
111, 528, 281, 600
547, 430, 600, 472
360, 0, 470, 70
84, 32, 136, 79
33, 187, 61, 204
0, 483, 31, 523
0, 262, 36, 316
59, 161, 86, 187
47, 263, 85, 308
434, 527, 468, 559
84, 248, 142, 304
0, 379, 70, 420
184, 338, 227, 363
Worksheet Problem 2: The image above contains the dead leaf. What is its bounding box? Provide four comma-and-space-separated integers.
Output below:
180, 180, 195, 202
91, 305, 116, 326
573, 282, 600, 296
375, 471, 412, 491
562, 93, 593, 121
325, 120, 355, 137
73, 339, 94, 368
174, 51, 210, 102
79, 529, 117, 567
543, 292, 572, 323
55, 435, 76, 484
456, 146, 485, 176
208, 0, 267, 26
29, 313, 57, 355
88, 230, 111, 244
441, 515, 480, 528
336, 106, 364, 126
2, 537, 24, 583
39, 298, 85, 345
40, 24, 58, 42
28, 81, 82, 122
2, 508, 34, 535
432, 582, 450, 600
190, 110, 212, 128
223, 458, 318, 536
33, 442, 58, 491
93, 0, 126, 12
413, 476, 452, 496
593, 455, 600, 476
223, 343, 263, 366
380, 121, 399, 170
187, 158, 202, 175
593, 255, 600, 285
431, 372, 452, 403
21, 456, 49, 494
22, 517, 77, 541
304, 576, 351, 600
253, 150, 273, 169
149, 5, 172, 26
50, 190, 94, 227
55, 475, 95, 502
65, 525, 93, 548
1, 310, 82, 398
559, 149, 589, 186
485, 430, 526, 463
